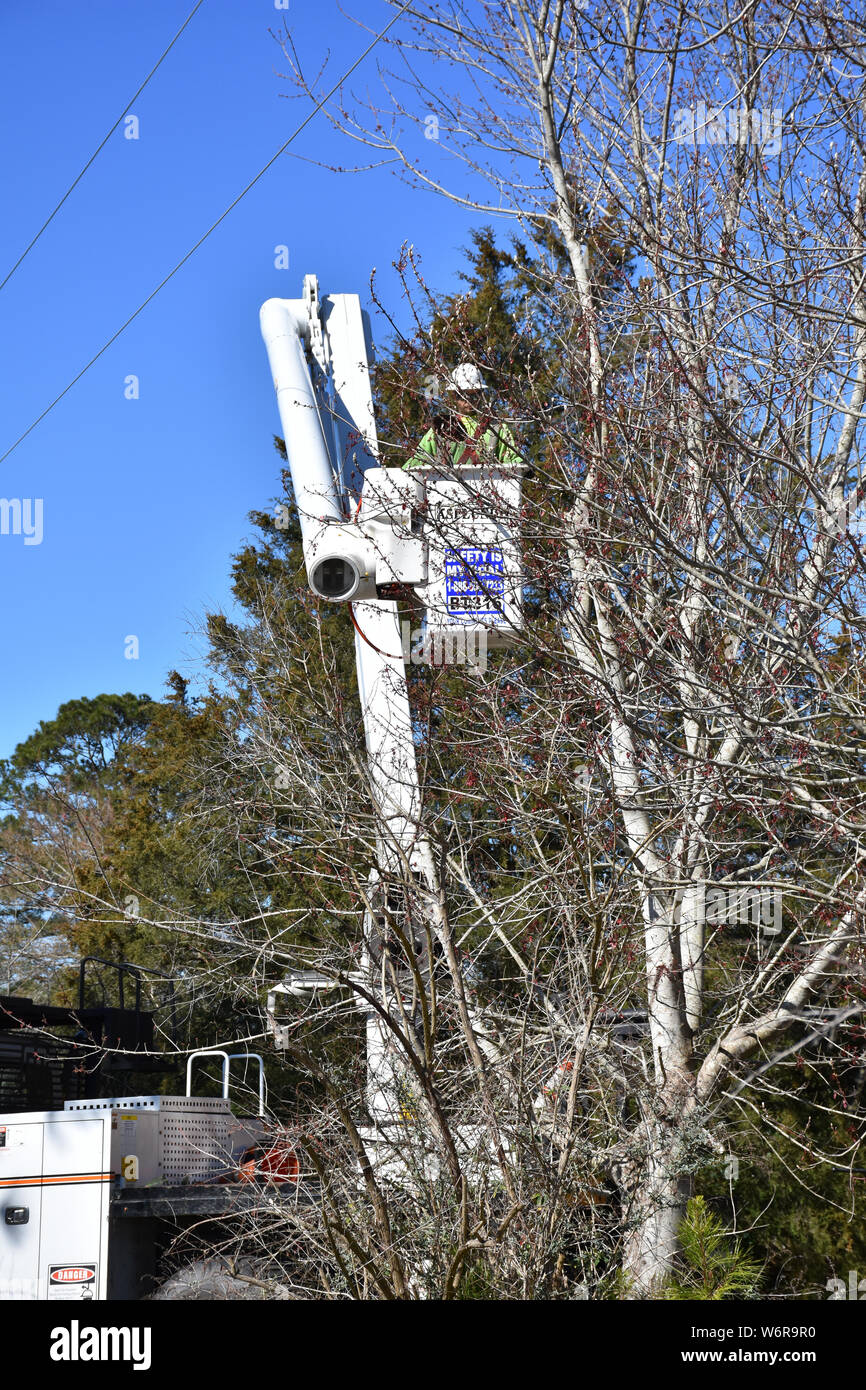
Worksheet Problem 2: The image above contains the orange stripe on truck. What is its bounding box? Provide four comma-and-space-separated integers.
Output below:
0, 1172, 113, 1189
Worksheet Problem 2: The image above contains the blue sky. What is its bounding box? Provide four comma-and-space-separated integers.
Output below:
0, 0, 488, 760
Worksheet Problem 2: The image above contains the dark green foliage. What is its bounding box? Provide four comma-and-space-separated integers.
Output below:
1, 692, 156, 799
664, 1196, 761, 1300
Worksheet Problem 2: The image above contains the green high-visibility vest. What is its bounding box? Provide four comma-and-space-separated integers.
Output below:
403, 413, 520, 469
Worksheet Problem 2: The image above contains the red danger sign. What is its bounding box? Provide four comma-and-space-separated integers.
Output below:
49, 1265, 96, 1284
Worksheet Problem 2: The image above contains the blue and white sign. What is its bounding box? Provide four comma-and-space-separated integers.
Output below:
420, 464, 523, 646
444, 546, 505, 616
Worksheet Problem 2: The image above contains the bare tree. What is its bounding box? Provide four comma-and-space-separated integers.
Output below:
9, 1, 866, 1300
260, 0, 866, 1295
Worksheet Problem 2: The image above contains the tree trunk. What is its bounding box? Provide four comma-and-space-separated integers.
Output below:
619, 1122, 693, 1296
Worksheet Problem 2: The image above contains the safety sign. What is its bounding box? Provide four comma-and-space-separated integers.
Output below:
48, 1263, 98, 1299
444, 547, 505, 616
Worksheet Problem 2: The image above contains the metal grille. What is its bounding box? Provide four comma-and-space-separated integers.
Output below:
64, 1095, 230, 1113
0, 1035, 73, 1112
63, 1097, 235, 1183
159, 1112, 233, 1183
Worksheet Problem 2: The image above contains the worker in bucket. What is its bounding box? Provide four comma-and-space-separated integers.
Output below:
404, 362, 520, 469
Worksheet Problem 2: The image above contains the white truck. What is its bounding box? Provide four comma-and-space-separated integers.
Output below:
0, 1054, 292, 1301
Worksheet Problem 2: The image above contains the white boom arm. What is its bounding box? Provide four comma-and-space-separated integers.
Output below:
259, 296, 344, 542
259, 282, 428, 869
261, 278, 431, 1130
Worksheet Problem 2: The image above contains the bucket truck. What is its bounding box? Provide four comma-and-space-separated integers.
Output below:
0, 276, 523, 1301
0, 966, 298, 1300
260, 276, 523, 1173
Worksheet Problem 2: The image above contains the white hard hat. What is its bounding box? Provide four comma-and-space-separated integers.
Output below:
447, 362, 487, 393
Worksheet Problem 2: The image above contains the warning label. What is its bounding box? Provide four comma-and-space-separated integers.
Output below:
48, 1263, 98, 1299
444, 547, 504, 616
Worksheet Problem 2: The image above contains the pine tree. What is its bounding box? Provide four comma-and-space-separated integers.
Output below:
663, 1197, 760, 1300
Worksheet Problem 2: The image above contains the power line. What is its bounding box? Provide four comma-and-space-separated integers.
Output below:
0, 1, 412, 468
0, 0, 208, 295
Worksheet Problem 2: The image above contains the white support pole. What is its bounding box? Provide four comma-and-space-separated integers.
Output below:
352, 600, 427, 869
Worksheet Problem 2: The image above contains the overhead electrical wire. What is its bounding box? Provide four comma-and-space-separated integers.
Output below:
0, 0, 413, 468
0, 0, 209, 295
